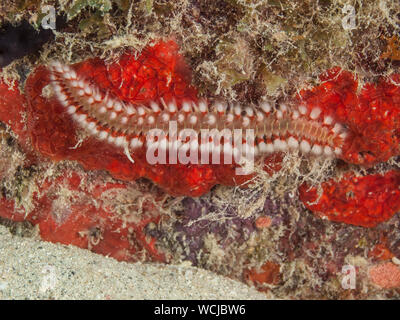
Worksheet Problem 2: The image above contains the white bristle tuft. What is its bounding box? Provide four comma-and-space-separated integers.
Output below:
130, 138, 140, 148
189, 115, 198, 125
69, 70, 77, 79
115, 136, 126, 147
273, 139, 288, 151
256, 111, 264, 122
53, 84, 62, 95
199, 101, 208, 113
299, 105, 308, 115
150, 101, 160, 113
87, 122, 96, 130
161, 113, 170, 122
207, 114, 216, 126
138, 107, 145, 116
332, 123, 343, 134
51, 61, 62, 73
54, 65, 63, 73
324, 146, 333, 156
242, 116, 250, 127
323, 116, 333, 125
98, 131, 108, 140
168, 102, 177, 113
245, 107, 254, 117
334, 147, 342, 155
310, 108, 321, 120
67, 106, 76, 114
114, 101, 122, 112
62, 65, 70, 73
279, 104, 288, 113
311, 144, 322, 155
126, 105, 135, 115
178, 114, 185, 123
182, 101, 191, 113
234, 106, 241, 116
108, 135, 116, 144
106, 99, 114, 109
89, 126, 99, 135
216, 102, 226, 114
260, 102, 271, 114
258, 141, 268, 153
64, 72, 72, 80
300, 140, 311, 153
265, 142, 275, 153
288, 137, 299, 149
77, 114, 87, 123
84, 85, 92, 95
99, 106, 107, 114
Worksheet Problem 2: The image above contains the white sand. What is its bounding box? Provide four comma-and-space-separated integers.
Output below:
0, 225, 268, 299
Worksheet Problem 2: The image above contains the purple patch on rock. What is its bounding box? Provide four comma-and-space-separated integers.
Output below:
172, 197, 255, 266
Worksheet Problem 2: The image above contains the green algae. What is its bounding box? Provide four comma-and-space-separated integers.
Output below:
67, 0, 112, 20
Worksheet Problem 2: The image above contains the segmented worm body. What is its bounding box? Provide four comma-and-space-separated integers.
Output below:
49, 61, 348, 162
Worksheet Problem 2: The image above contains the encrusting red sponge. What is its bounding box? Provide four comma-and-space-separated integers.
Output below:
299, 170, 400, 227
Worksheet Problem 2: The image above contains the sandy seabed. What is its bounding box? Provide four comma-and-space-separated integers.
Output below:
0, 225, 267, 300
